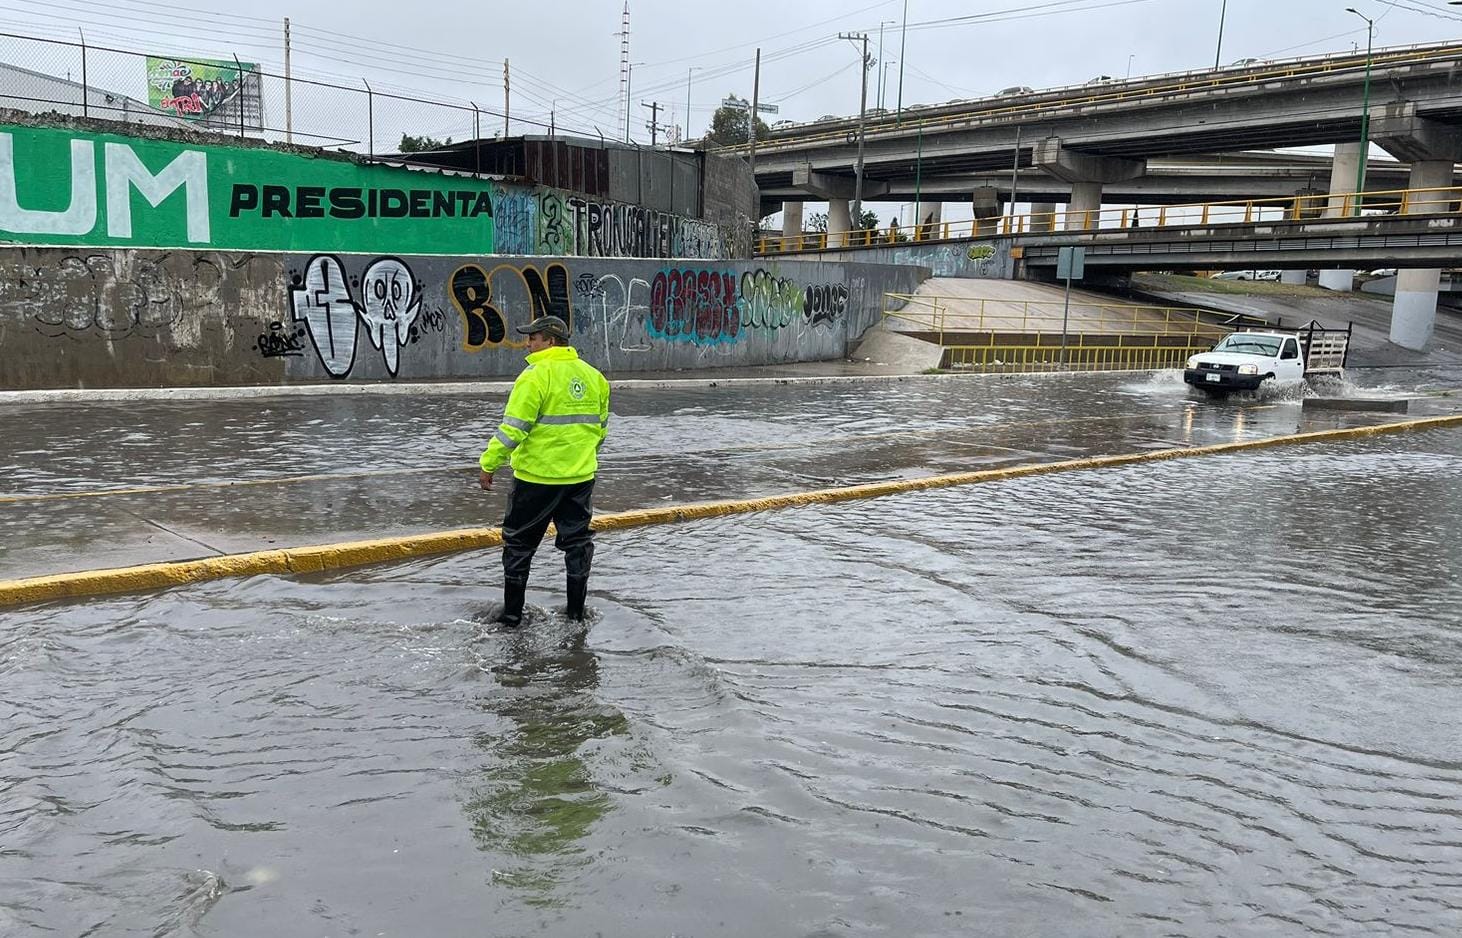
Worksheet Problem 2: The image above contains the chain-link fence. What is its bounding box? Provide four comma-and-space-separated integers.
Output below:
0, 30, 539, 158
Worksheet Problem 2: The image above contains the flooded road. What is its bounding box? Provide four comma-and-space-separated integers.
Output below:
2, 375, 1459, 935
1, 369, 1454, 580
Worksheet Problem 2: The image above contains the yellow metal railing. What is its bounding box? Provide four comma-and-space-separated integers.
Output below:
756, 184, 1461, 256
883, 295, 1234, 343
940, 339, 1212, 373
881, 292, 1244, 373
733, 42, 1462, 157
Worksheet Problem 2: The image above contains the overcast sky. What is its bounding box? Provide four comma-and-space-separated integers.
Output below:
3, 0, 1456, 143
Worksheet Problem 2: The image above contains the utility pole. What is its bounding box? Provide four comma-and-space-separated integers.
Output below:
283, 17, 292, 143
748, 48, 761, 177
839, 32, 871, 230
641, 100, 663, 145
1346, 7, 1374, 216
503, 58, 510, 136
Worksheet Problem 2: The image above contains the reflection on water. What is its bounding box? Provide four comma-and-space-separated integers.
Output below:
465, 619, 624, 906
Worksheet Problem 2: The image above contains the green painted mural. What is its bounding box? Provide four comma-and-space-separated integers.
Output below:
0, 123, 496, 255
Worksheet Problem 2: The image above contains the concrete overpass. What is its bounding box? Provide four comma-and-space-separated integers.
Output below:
747, 42, 1462, 208
755, 151, 1415, 209
1015, 212, 1462, 273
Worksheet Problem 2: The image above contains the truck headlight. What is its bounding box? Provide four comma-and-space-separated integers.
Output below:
1237, 364, 1259, 375
1186, 356, 1199, 369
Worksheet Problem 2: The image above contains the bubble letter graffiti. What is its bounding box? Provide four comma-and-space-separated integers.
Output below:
289, 254, 358, 378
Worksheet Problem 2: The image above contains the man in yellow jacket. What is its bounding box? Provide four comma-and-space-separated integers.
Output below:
479, 315, 610, 627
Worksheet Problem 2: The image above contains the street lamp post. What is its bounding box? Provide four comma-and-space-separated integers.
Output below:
877, 20, 895, 110
1214, 0, 1228, 69
1345, 7, 1374, 216
896, 0, 908, 124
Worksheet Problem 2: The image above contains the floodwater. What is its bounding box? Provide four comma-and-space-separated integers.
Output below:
2, 374, 1461, 936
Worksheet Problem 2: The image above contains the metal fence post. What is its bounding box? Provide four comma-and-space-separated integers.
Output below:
363, 79, 374, 159
470, 102, 481, 175
233, 54, 246, 137
78, 29, 88, 117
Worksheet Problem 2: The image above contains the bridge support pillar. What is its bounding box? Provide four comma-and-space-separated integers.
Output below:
1068, 183, 1103, 230
914, 201, 942, 239
1030, 203, 1058, 233
828, 198, 851, 248
1391, 159, 1456, 349
1319, 142, 1364, 292
781, 201, 803, 240
1032, 137, 1145, 231
971, 187, 1002, 237
1372, 105, 1462, 349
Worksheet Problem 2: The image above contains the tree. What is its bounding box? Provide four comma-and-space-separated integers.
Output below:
704, 95, 771, 147
399, 133, 452, 153
805, 208, 879, 233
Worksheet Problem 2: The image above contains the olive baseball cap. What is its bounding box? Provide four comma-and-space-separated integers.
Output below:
515, 315, 571, 340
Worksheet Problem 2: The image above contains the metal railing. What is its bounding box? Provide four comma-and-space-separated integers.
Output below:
757, 184, 1462, 255
939, 338, 1215, 373
884, 295, 1237, 342
735, 41, 1462, 155
883, 292, 1254, 373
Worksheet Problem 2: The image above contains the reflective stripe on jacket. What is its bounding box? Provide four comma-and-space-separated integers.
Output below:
480, 345, 610, 484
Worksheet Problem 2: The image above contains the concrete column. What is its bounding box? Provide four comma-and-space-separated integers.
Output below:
827, 198, 851, 248
1391, 159, 1455, 349
913, 201, 942, 239
1030, 202, 1058, 233
1068, 182, 1102, 230
1319, 142, 1364, 292
781, 201, 803, 239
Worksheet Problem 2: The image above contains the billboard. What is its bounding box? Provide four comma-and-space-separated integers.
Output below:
146, 56, 263, 130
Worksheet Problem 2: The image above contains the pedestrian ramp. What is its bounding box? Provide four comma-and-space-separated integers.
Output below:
881, 278, 1261, 372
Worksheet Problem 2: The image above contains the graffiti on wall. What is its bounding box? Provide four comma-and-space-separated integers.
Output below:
538, 191, 575, 255
566, 199, 725, 260
269, 256, 857, 380
448, 261, 573, 351
490, 185, 537, 255
10, 252, 261, 341
739, 269, 848, 331
648, 268, 741, 345
287, 255, 423, 377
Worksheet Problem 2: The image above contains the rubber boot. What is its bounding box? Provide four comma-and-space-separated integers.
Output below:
565, 575, 589, 621
493, 578, 527, 627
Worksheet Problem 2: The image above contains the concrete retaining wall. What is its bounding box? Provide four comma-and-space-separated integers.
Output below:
0, 247, 926, 389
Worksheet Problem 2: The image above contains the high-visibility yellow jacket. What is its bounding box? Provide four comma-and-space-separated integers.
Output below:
480, 346, 610, 484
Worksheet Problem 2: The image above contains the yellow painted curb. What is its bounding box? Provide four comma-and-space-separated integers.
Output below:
2, 414, 1458, 610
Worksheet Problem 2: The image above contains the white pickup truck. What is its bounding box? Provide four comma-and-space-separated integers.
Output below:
1182, 322, 1351, 397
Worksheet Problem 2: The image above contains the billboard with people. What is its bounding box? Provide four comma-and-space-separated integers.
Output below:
146, 56, 262, 130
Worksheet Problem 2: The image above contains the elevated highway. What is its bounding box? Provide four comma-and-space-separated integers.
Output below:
755, 151, 1415, 208
746, 42, 1462, 206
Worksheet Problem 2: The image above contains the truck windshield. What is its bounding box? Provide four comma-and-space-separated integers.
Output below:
1215, 335, 1281, 356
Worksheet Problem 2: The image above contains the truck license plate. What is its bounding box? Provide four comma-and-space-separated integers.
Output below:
1205, 373, 1221, 382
